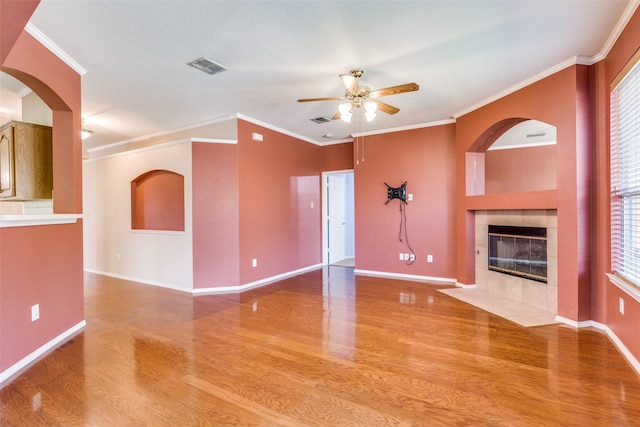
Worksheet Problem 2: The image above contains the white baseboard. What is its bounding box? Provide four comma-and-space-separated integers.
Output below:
84, 269, 193, 293
555, 315, 640, 376
354, 269, 457, 285
193, 263, 323, 295
0, 320, 86, 388
86, 264, 324, 295
456, 282, 477, 289
554, 315, 601, 329
603, 325, 640, 376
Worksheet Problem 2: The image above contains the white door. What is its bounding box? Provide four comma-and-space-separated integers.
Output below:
328, 174, 346, 263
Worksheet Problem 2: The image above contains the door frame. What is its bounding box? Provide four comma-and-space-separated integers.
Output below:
322, 169, 354, 265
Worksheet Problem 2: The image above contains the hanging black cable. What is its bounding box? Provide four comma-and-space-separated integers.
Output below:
398, 199, 415, 265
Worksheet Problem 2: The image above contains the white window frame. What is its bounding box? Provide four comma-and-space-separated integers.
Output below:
610, 49, 640, 293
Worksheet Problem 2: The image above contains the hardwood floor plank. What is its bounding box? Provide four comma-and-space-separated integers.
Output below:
2, 268, 640, 426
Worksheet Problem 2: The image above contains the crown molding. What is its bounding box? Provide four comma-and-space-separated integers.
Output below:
351, 118, 456, 138
452, 57, 582, 119
593, 0, 640, 63
16, 87, 32, 98
84, 138, 191, 161
235, 113, 322, 146
317, 138, 353, 146
86, 114, 235, 153
24, 23, 86, 76
453, 1, 640, 119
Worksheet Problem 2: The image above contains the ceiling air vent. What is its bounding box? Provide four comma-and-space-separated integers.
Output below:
310, 117, 331, 124
187, 57, 228, 75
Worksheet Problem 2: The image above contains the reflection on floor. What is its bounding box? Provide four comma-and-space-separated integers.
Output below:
331, 257, 355, 267
438, 287, 559, 327
3, 270, 640, 425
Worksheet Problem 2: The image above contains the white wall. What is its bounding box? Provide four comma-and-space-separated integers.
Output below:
22, 92, 52, 126
83, 141, 194, 291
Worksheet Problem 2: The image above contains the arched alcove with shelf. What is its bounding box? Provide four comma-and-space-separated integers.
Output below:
466, 118, 557, 196
131, 169, 185, 231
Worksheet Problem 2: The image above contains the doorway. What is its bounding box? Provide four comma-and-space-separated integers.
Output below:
322, 170, 355, 266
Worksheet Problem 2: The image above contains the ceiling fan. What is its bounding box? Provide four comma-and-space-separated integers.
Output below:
297, 68, 419, 122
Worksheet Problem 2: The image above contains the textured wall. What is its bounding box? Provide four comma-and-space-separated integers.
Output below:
354, 124, 457, 280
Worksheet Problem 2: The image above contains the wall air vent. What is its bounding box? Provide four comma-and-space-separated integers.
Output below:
526, 132, 546, 138
187, 57, 228, 75
310, 117, 331, 124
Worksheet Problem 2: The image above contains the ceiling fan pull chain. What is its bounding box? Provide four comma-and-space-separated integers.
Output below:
356, 132, 359, 165
361, 113, 365, 163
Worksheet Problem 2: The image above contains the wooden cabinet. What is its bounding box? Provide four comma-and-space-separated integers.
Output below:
0, 121, 53, 200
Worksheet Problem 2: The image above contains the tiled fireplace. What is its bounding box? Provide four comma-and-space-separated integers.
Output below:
475, 210, 558, 314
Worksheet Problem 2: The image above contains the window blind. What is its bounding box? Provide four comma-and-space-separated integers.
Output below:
611, 57, 640, 287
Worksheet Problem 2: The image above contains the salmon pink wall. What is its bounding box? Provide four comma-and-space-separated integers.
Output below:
237, 120, 322, 284
456, 65, 592, 321
354, 125, 457, 279
485, 145, 557, 193
0, 223, 83, 371
0, 0, 38, 63
597, 8, 640, 360
322, 142, 353, 171
192, 142, 240, 289
0, 2, 84, 375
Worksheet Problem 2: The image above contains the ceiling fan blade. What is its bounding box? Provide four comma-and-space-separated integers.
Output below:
297, 96, 344, 102
375, 100, 400, 115
340, 74, 359, 93
298, 96, 344, 102
331, 111, 341, 120
370, 83, 419, 98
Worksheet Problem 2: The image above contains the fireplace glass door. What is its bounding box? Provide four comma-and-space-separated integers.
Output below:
488, 225, 547, 283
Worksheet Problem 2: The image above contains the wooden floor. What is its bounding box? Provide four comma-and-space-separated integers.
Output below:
2, 267, 640, 426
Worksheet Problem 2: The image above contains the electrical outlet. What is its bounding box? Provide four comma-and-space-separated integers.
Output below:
427, 255, 433, 263
252, 258, 258, 267
409, 254, 415, 261
31, 304, 39, 321
116, 253, 121, 262
620, 297, 625, 315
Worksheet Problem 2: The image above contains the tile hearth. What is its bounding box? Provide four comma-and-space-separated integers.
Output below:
438, 287, 559, 327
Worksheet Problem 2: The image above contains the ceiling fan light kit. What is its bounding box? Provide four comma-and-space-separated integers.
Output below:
298, 68, 419, 123
364, 100, 377, 122
338, 102, 352, 122
81, 118, 93, 140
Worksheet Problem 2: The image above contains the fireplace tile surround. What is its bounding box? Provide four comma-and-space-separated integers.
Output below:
475, 210, 558, 315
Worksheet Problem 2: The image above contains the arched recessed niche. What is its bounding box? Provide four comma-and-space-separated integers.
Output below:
466, 119, 557, 196
131, 170, 185, 231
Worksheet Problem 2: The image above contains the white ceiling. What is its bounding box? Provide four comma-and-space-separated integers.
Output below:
1, 1, 636, 152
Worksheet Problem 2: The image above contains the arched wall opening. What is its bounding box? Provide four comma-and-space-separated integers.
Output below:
2, 28, 83, 213
466, 118, 558, 196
